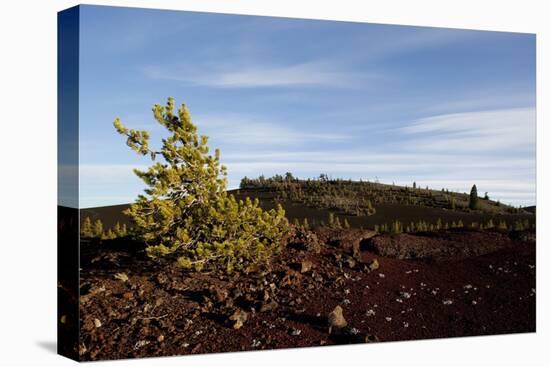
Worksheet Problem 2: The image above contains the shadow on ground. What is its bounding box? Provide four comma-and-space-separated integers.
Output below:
36, 340, 57, 354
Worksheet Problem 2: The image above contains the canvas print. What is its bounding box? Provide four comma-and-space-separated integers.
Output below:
58, 5, 536, 361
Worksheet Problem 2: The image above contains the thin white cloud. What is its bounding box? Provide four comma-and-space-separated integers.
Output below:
194, 113, 351, 146
143, 61, 381, 88
400, 107, 535, 152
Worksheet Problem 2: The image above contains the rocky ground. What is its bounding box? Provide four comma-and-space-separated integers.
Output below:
69, 227, 536, 361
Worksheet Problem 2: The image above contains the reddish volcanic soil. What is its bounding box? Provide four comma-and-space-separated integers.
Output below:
72, 228, 535, 361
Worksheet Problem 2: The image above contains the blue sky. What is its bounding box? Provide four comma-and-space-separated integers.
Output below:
77, 5, 536, 208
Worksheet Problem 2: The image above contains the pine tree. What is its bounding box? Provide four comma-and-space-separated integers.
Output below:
103, 229, 116, 240
81, 216, 93, 237
391, 220, 403, 234
343, 218, 350, 229
469, 184, 479, 210
449, 196, 456, 210
328, 213, 335, 228
113, 222, 123, 237
113, 98, 289, 273
513, 220, 525, 231
93, 219, 104, 238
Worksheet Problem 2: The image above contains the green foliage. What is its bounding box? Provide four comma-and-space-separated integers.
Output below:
114, 97, 289, 273
449, 196, 456, 210
334, 216, 342, 229
327, 213, 343, 229
241, 175, 517, 215
390, 220, 403, 234
343, 218, 350, 229
81, 216, 93, 237
113, 222, 128, 237
241, 174, 377, 216
93, 219, 104, 238
512, 219, 530, 231
469, 184, 479, 210
102, 229, 116, 240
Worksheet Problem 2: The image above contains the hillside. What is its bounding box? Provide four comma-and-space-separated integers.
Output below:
81, 176, 534, 234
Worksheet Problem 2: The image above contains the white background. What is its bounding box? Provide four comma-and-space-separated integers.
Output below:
0, 0, 547, 365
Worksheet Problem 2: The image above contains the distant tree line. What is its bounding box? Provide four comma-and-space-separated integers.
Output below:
80, 217, 128, 240
373, 217, 534, 234
240, 174, 524, 215
241, 173, 376, 216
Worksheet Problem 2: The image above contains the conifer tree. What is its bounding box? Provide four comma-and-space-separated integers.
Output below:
93, 219, 104, 238
113, 222, 123, 237
113, 97, 289, 273
469, 184, 479, 210
449, 196, 456, 210
81, 216, 93, 237
328, 213, 335, 228
343, 218, 350, 229
391, 220, 403, 234
103, 229, 116, 240
334, 216, 342, 229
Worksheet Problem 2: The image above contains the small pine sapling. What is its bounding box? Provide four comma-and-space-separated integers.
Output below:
93, 219, 104, 238
81, 216, 93, 237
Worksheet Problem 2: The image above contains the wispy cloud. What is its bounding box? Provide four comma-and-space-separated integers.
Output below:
339, 26, 479, 66
399, 107, 536, 152
143, 61, 381, 88
194, 113, 351, 146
